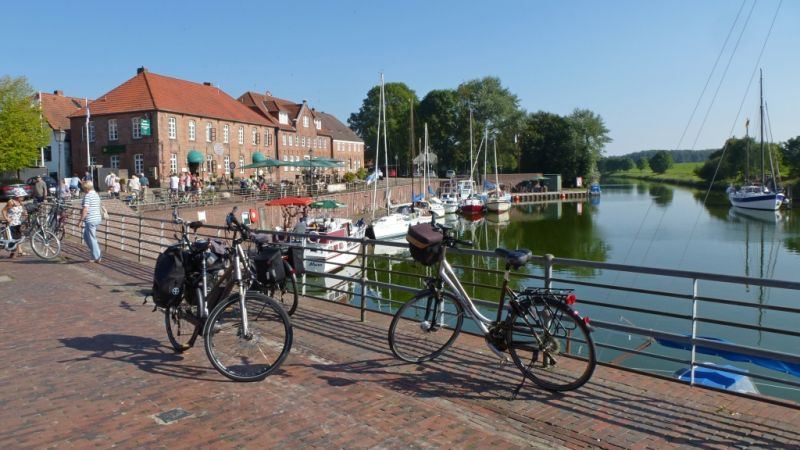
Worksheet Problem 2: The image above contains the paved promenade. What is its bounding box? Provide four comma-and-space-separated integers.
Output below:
1, 242, 798, 449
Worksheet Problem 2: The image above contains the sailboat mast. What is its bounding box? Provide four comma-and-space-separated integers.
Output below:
382, 75, 390, 210
493, 137, 500, 192
409, 99, 415, 208
371, 75, 383, 220
759, 69, 765, 187
469, 107, 474, 183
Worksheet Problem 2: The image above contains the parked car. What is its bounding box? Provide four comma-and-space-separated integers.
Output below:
26, 175, 58, 196
0, 181, 33, 201
445, 170, 456, 179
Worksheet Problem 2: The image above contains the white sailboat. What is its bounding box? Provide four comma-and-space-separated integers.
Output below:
485, 138, 512, 213
727, 70, 785, 211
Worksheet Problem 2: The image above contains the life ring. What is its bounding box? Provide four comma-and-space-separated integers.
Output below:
307, 231, 320, 243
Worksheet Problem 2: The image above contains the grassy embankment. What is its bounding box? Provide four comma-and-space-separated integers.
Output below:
610, 162, 799, 193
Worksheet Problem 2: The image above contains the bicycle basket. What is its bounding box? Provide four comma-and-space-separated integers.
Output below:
252, 247, 285, 285
406, 222, 443, 266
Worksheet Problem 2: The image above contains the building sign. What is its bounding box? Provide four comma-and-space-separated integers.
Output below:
102, 145, 126, 154
140, 118, 151, 136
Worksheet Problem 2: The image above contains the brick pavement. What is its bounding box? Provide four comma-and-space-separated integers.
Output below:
0, 241, 798, 449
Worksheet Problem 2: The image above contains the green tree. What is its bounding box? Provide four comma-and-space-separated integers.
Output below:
694, 137, 754, 184
0, 76, 50, 174
780, 136, 800, 177
636, 157, 648, 171
417, 89, 460, 172
649, 150, 673, 174
348, 82, 418, 173
567, 108, 611, 181
519, 111, 585, 185
454, 77, 525, 174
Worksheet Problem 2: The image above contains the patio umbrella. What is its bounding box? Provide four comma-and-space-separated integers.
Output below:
281, 158, 341, 169
242, 159, 285, 169
309, 200, 346, 209
266, 196, 313, 207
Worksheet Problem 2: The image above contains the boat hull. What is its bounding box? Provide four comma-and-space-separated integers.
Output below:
728, 189, 785, 211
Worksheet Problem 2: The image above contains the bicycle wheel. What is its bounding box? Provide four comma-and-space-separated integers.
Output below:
165, 299, 201, 352
204, 291, 292, 382
388, 290, 464, 363
265, 261, 299, 316
30, 229, 61, 259
506, 296, 596, 391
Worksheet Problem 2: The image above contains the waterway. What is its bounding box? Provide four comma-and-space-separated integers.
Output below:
304, 179, 800, 400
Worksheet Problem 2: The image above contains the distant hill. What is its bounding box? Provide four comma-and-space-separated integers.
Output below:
621, 149, 715, 163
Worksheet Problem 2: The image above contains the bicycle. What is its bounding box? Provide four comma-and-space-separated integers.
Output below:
249, 233, 301, 316
2, 209, 61, 259
162, 207, 293, 382
388, 220, 596, 392
42, 200, 68, 240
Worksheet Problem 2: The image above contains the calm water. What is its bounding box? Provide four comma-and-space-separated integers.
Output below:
306, 180, 800, 399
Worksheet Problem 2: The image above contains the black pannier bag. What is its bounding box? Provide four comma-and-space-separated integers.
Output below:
286, 246, 305, 275
152, 245, 186, 308
252, 247, 286, 285
406, 222, 443, 266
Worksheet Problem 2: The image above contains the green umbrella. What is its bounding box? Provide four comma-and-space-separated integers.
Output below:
281, 158, 341, 169
241, 159, 285, 169
309, 200, 346, 209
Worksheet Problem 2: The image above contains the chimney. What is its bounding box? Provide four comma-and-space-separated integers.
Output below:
303, 99, 307, 104
53, 90, 64, 96
137, 67, 148, 74
203, 82, 212, 86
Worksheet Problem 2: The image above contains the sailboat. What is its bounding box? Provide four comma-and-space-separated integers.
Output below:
485, 138, 512, 213
458, 109, 485, 214
727, 70, 785, 211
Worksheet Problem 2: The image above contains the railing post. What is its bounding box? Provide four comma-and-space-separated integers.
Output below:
544, 253, 554, 289
120, 216, 126, 251
359, 237, 369, 322
690, 278, 699, 387
137, 215, 143, 262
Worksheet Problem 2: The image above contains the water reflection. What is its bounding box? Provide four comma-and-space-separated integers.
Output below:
648, 185, 674, 207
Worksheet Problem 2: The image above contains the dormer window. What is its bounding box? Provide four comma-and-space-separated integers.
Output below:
279, 112, 289, 124
303, 116, 309, 128
315, 119, 322, 130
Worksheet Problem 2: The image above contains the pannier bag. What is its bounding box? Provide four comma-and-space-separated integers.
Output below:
152, 245, 186, 308
287, 246, 305, 275
406, 222, 443, 266
252, 247, 286, 285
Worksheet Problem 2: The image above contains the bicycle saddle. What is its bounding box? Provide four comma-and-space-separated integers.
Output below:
189, 221, 204, 230
494, 248, 532, 269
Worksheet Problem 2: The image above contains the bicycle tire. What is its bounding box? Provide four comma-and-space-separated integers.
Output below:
506, 296, 596, 391
204, 291, 292, 382
30, 229, 61, 259
388, 290, 464, 363
265, 261, 299, 316
165, 301, 201, 352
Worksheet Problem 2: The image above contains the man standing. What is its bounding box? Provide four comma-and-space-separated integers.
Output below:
169, 172, 180, 195
128, 174, 141, 200
139, 172, 150, 196
104, 172, 116, 195
33, 175, 47, 204
80, 181, 103, 263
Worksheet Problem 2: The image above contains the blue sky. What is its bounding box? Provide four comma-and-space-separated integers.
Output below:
3, 0, 797, 155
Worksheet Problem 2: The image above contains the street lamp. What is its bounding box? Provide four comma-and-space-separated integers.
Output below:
54, 129, 66, 198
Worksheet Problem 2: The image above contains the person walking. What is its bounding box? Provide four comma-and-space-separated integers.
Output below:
2, 188, 29, 258
80, 181, 103, 263
33, 175, 48, 204
139, 172, 149, 200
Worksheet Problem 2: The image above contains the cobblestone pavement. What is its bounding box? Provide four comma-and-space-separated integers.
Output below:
0, 242, 798, 449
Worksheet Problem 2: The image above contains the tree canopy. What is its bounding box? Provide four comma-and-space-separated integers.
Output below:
0, 76, 50, 174
648, 150, 673, 174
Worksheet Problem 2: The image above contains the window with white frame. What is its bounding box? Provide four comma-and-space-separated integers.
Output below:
223, 125, 229, 143
303, 116, 309, 128
88, 121, 96, 142
170, 153, 177, 174
206, 154, 213, 173
168, 117, 176, 139
279, 112, 288, 124
288, 135, 293, 146
132, 117, 141, 139
108, 119, 118, 141
315, 119, 321, 130
283, 155, 288, 171
134, 154, 144, 174
238, 126, 244, 145
224, 155, 230, 175
251, 127, 258, 145
188, 120, 196, 141
90, 156, 96, 166
282, 133, 287, 146
110, 155, 120, 169
265, 133, 271, 147
206, 123, 213, 142
239, 155, 244, 174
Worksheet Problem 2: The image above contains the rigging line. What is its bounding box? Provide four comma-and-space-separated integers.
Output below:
689, 0, 757, 150
677, 0, 783, 268
673, 0, 747, 150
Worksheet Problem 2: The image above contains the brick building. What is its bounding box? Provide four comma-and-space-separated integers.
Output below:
69, 68, 276, 186
30, 91, 86, 181
68, 68, 364, 187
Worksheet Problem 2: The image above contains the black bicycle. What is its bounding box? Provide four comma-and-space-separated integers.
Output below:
389, 220, 596, 392
249, 233, 301, 316
163, 208, 293, 382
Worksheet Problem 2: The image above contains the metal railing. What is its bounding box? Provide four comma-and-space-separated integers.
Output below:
59, 207, 800, 404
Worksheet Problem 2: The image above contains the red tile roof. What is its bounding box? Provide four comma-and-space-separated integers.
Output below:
315, 111, 362, 142
69, 70, 271, 126
238, 91, 299, 130
37, 92, 87, 130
